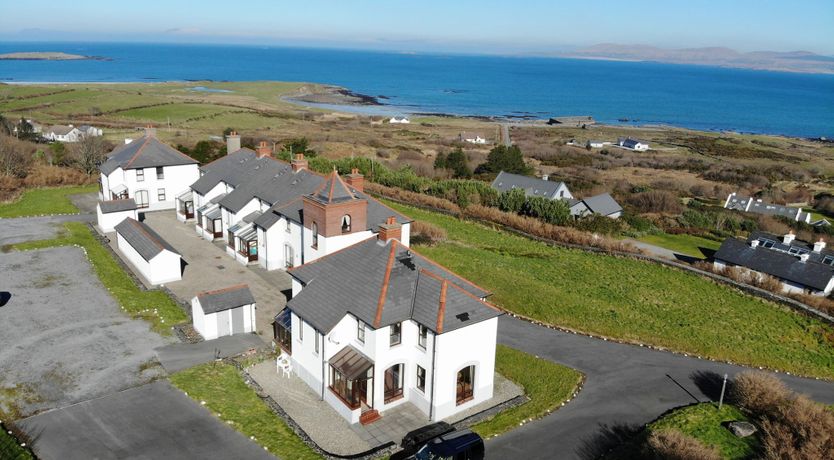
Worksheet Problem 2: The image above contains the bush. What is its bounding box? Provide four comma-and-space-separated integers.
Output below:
475, 145, 533, 175
498, 188, 526, 213
575, 214, 624, 235
731, 371, 791, 415
628, 190, 683, 214
411, 221, 448, 246
521, 195, 570, 225
646, 429, 721, 460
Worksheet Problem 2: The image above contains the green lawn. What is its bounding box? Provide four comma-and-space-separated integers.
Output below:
10, 222, 186, 334
0, 425, 33, 460
115, 103, 241, 123
0, 184, 97, 218
385, 201, 834, 379
169, 362, 320, 460
648, 403, 758, 459
472, 345, 582, 438
637, 233, 722, 258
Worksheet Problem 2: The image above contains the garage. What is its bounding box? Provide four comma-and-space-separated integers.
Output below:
115, 217, 182, 285
191, 284, 257, 340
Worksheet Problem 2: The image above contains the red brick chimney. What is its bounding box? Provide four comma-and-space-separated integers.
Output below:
291, 153, 308, 172
226, 131, 241, 155
378, 216, 402, 242
256, 140, 271, 158
344, 168, 364, 192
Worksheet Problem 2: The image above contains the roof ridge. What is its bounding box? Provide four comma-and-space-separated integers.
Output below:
373, 243, 397, 328
124, 136, 152, 168
127, 218, 166, 253
436, 279, 448, 333
198, 283, 250, 297
287, 235, 378, 273
419, 268, 502, 312
406, 244, 491, 296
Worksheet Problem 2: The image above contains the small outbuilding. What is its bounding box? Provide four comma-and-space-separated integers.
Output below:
191, 284, 257, 340
97, 198, 139, 232
115, 217, 182, 285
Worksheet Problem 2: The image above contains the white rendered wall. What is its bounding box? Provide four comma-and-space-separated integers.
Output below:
116, 234, 181, 285
96, 206, 138, 233
107, 164, 198, 211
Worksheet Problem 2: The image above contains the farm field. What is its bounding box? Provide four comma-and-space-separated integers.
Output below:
637, 232, 722, 258
385, 201, 834, 379
0, 184, 97, 217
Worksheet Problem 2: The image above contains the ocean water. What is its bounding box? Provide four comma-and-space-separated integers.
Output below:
1, 42, 833, 138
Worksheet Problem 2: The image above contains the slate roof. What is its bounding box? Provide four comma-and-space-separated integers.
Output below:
196, 284, 256, 314
724, 194, 802, 220
582, 193, 623, 216
115, 217, 180, 261
100, 134, 197, 175
99, 198, 137, 213
309, 170, 357, 204
714, 231, 834, 291
45, 125, 78, 136
287, 237, 499, 334
490, 171, 567, 200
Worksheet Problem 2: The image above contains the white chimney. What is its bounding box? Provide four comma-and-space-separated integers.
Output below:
799, 253, 810, 263
750, 240, 760, 248
783, 232, 795, 245
226, 131, 241, 155
814, 239, 826, 253
542, 174, 549, 181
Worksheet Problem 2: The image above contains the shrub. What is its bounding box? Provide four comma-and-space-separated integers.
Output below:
521, 195, 570, 225
498, 188, 526, 213
731, 371, 791, 415
410, 221, 447, 246
646, 429, 721, 460
575, 214, 624, 235
475, 145, 533, 175
628, 190, 683, 214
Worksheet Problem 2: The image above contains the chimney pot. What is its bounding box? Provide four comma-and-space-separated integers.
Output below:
256, 140, 271, 158
783, 232, 796, 245
291, 153, 308, 172
750, 240, 760, 248
345, 167, 365, 192
813, 238, 827, 253
226, 131, 241, 155
378, 216, 402, 242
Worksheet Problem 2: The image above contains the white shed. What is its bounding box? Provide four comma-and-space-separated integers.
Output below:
191, 284, 257, 340
114, 218, 182, 285
96, 198, 139, 232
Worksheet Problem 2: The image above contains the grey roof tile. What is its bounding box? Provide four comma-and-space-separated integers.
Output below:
490, 171, 566, 199
582, 193, 622, 216
99, 198, 137, 213
101, 135, 197, 175
115, 217, 180, 261
196, 284, 256, 314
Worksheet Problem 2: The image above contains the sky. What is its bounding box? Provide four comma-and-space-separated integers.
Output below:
1, 0, 833, 55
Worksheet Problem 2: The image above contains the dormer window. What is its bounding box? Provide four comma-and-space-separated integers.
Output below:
341, 215, 351, 233
311, 222, 318, 249
823, 255, 834, 266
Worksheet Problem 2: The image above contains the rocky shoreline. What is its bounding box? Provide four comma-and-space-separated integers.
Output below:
0, 52, 111, 61
286, 84, 383, 106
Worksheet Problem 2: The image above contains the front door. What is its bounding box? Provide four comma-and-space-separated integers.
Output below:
231, 306, 245, 334
135, 190, 149, 209
456, 366, 474, 405
284, 243, 294, 268
384, 364, 403, 403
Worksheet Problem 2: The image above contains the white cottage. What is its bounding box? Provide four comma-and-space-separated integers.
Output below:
192, 284, 257, 340
114, 218, 182, 285
276, 229, 501, 425
99, 129, 199, 211
389, 116, 410, 124
43, 125, 83, 142
96, 198, 139, 232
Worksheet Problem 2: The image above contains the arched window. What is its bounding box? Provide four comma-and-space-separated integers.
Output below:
456, 365, 475, 405
311, 222, 318, 248
341, 214, 351, 233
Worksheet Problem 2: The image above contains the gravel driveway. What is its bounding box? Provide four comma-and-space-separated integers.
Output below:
0, 246, 171, 418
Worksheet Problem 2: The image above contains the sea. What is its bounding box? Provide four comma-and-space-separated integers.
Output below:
1, 42, 833, 139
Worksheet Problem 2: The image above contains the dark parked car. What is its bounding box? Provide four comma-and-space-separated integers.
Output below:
391, 422, 455, 460
415, 429, 485, 460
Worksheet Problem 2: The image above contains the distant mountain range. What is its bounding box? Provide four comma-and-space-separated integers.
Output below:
560, 44, 834, 74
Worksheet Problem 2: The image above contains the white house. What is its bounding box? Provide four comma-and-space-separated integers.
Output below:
114, 218, 182, 285
568, 193, 623, 219
617, 137, 650, 151
43, 125, 83, 142
96, 198, 139, 232
389, 116, 410, 124
724, 192, 810, 223
99, 128, 199, 211
77, 125, 103, 137
459, 132, 488, 144
586, 140, 610, 149
276, 229, 502, 425
714, 231, 834, 296
191, 284, 257, 340
490, 171, 574, 200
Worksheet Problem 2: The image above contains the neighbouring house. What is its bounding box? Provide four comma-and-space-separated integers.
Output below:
547, 116, 595, 127
96, 198, 138, 232
275, 227, 502, 425
490, 171, 573, 200
812, 218, 831, 227
713, 231, 834, 296
586, 140, 610, 149
724, 192, 811, 223
114, 217, 182, 285
12, 119, 41, 135
189, 134, 411, 270
617, 137, 650, 151
389, 116, 410, 124
459, 132, 487, 144
191, 284, 257, 340
569, 193, 623, 219
43, 124, 83, 142
77, 125, 103, 137
99, 127, 199, 211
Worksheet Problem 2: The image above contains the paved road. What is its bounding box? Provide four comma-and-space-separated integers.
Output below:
156, 333, 266, 373
501, 124, 511, 146
17, 381, 276, 460
0, 214, 94, 246
487, 316, 834, 460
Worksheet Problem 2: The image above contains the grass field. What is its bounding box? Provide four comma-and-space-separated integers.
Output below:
0, 184, 97, 218
0, 425, 33, 460
472, 345, 582, 438
385, 201, 834, 379
649, 403, 757, 459
637, 233, 722, 258
115, 103, 244, 123
170, 362, 320, 460
10, 222, 186, 334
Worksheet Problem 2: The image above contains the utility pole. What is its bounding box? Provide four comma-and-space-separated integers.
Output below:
718, 373, 728, 410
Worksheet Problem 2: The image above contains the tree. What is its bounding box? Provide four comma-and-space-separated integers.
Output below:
433, 152, 447, 170
0, 134, 33, 178
522, 196, 570, 225
16, 118, 38, 142
50, 142, 69, 167
445, 148, 472, 178
282, 137, 316, 157
498, 188, 526, 213
72, 135, 109, 174
475, 145, 532, 175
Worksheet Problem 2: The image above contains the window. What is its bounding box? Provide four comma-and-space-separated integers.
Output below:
314, 332, 320, 354
284, 243, 294, 269
384, 364, 404, 403
285, 219, 291, 233
823, 255, 834, 266
299, 320, 304, 342
135, 190, 149, 209
456, 366, 475, 405
136, 169, 144, 182
341, 214, 351, 233
788, 247, 808, 256
157, 188, 166, 202
156, 166, 164, 180
357, 320, 366, 344
418, 324, 428, 349
311, 222, 318, 249
416, 365, 426, 392
274, 309, 292, 354
389, 322, 402, 347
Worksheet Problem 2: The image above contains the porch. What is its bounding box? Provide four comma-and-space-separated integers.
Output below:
225, 220, 259, 265
176, 190, 194, 222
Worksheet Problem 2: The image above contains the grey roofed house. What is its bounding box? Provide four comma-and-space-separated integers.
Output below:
196, 284, 256, 314
100, 134, 198, 175
114, 217, 180, 261
713, 231, 834, 292
99, 198, 137, 213
490, 171, 570, 200
581, 193, 623, 217
724, 193, 804, 221
286, 237, 499, 335
45, 125, 77, 136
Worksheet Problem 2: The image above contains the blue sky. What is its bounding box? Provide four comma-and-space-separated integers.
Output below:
1, 0, 832, 55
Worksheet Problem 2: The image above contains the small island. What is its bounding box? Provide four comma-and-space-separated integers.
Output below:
0, 52, 109, 61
